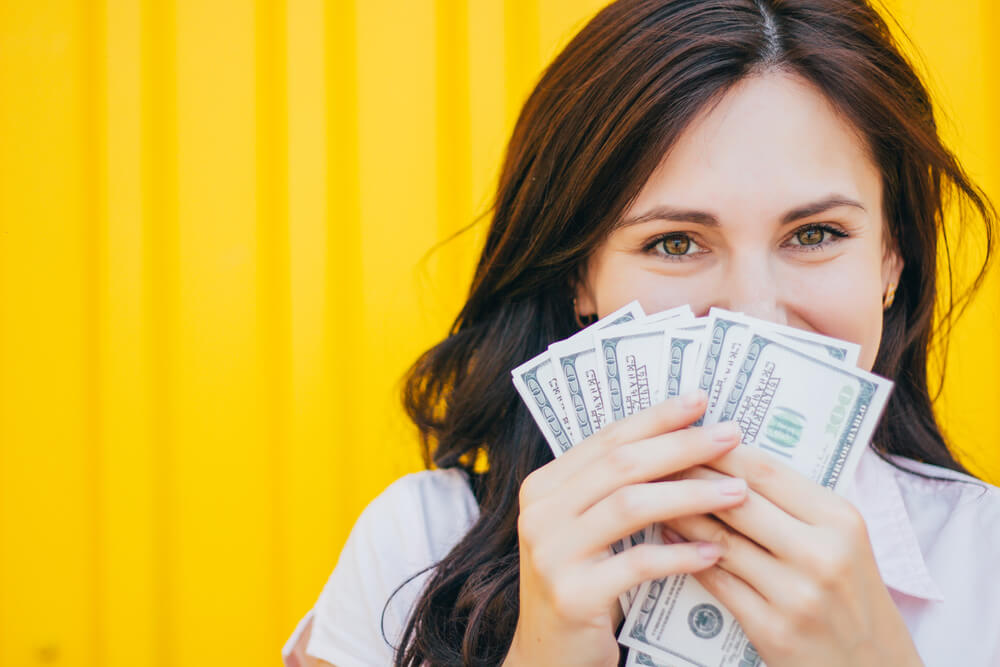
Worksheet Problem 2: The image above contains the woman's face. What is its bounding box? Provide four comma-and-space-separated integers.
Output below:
575, 71, 902, 372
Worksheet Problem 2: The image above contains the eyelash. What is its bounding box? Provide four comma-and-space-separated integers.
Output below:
643, 223, 850, 261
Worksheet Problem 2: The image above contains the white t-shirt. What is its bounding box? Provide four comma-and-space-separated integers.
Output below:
282, 449, 1000, 666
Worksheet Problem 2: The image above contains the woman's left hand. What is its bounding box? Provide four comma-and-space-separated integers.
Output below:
663, 444, 923, 667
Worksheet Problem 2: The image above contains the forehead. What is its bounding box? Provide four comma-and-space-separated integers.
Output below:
628, 71, 882, 220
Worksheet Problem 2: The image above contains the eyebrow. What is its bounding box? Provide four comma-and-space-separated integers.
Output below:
617, 195, 867, 228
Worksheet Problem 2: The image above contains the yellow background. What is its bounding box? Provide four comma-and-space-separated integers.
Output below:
0, 1, 996, 665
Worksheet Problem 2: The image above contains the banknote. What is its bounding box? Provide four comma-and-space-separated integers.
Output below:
596, 307, 695, 421
617, 335, 893, 666
511, 302, 647, 456
694, 310, 753, 425
511, 352, 576, 456
757, 321, 861, 367
697, 309, 862, 425
549, 301, 647, 442
659, 321, 708, 401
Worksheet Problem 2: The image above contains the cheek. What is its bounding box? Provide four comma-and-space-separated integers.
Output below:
588, 258, 716, 317
784, 264, 885, 371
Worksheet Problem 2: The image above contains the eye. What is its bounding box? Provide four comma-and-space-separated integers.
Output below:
796, 227, 824, 245
784, 223, 848, 250
648, 233, 704, 259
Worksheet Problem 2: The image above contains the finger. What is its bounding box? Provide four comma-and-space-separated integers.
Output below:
524, 390, 709, 501
588, 542, 724, 609
679, 466, 809, 557
663, 514, 794, 605
692, 565, 774, 642
705, 444, 841, 525
550, 421, 743, 517
556, 478, 749, 560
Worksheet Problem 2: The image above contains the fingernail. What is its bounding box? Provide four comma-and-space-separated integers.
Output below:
697, 542, 723, 560
708, 422, 742, 443
681, 390, 706, 409
715, 477, 747, 496
661, 525, 686, 544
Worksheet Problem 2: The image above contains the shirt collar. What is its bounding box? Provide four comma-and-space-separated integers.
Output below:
842, 447, 944, 602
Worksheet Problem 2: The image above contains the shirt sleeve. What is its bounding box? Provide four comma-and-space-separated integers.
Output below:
282, 470, 478, 667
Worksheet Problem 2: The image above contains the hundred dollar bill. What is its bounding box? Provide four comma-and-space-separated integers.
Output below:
703, 319, 864, 428
627, 649, 683, 667
511, 352, 576, 457
697, 310, 859, 424
659, 321, 708, 402
758, 321, 862, 367
618, 335, 893, 667
694, 310, 754, 425
596, 308, 695, 422
549, 301, 647, 443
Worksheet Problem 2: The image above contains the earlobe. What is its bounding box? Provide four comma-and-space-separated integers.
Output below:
882, 248, 904, 310
572, 278, 598, 325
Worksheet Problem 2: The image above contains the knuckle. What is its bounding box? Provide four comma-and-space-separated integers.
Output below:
548, 578, 581, 620
611, 486, 645, 520
786, 582, 825, 628
748, 456, 778, 483
599, 420, 627, 450
811, 545, 850, 587
516, 506, 545, 547
703, 523, 734, 552
606, 445, 642, 479
765, 618, 798, 654
518, 469, 545, 506
627, 545, 662, 581
833, 502, 866, 533
531, 543, 560, 580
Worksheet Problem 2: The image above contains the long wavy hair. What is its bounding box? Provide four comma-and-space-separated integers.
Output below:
391, 0, 996, 664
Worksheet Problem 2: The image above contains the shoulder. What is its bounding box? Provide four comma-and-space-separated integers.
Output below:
885, 455, 1000, 508
286, 468, 479, 667
335, 466, 481, 601
884, 454, 1000, 556
360, 468, 481, 558
879, 457, 1000, 663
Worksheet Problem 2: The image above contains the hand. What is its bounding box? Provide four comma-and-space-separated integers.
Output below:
504, 391, 749, 667
663, 446, 923, 667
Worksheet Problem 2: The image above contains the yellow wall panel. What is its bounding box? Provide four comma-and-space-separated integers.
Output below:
0, 2, 996, 666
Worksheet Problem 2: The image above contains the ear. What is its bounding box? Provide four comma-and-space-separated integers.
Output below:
572, 272, 598, 320
881, 239, 904, 294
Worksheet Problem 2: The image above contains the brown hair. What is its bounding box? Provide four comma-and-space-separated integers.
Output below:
392, 0, 996, 664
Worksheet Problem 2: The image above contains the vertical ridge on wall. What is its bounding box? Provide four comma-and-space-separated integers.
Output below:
104, 0, 158, 664
283, 0, 348, 647
434, 0, 474, 324
504, 0, 541, 131
0, 1, 97, 664
84, 0, 107, 665
355, 0, 438, 503
256, 0, 292, 653
324, 0, 362, 525
140, 0, 178, 664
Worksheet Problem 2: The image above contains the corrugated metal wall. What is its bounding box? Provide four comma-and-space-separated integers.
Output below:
0, 1, 996, 665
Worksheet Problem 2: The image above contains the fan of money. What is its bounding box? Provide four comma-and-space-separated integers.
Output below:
511, 303, 894, 667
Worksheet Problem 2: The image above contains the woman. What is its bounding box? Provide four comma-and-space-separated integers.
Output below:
283, 0, 1000, 665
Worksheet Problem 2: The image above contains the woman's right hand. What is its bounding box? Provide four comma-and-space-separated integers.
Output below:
503, 390, 747, 666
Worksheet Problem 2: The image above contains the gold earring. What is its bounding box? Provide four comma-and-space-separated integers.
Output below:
572, 297, 596, 328
882, 282, 897, 310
